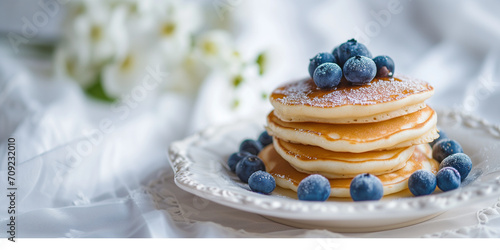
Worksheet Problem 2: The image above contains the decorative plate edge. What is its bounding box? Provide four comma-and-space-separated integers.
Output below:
167, 108, 500, 217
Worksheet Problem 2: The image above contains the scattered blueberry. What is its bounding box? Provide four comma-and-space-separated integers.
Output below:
439, 153, 472, 182
436, 167, 461, 192
372, 55, 395, 77
308, 52, 336, 78
337, 39, 372, 67
408, 170, 437, 196
432, 139, 463, 163
227, 151, 252, 172
235, 156, 266, 183
313, 62, 342, 89
429, 129, 448, 148
239, 139, 263, 155
248, 170, 276, 194
297, 174, 331, 201
343, 56, 377, 85
349, 173, 384, 201
258, 131, 273, 147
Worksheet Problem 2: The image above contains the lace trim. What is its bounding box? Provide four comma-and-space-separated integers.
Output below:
477, 198, 500, 224
422, 198, 500, 237
149, 170, 213, 225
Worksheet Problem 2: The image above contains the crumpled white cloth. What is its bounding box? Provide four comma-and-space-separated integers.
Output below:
1, 0, 500, 238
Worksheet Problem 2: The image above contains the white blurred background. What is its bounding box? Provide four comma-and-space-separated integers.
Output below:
2, 0, 500, 124
1, 0, 500, 238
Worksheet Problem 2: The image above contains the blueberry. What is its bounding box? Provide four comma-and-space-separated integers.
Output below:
439, 153, 472, 182
343, 56, 377, 85
436, 167, 461, 192
227, 151, 252, 172
297, 174, 331, 201
349, 173, 384, 201
432, 139, 463, 163
408, 170, 437, 196
372, 55, 395, 78
239, 139, 263, 155
235, 156, 266, 183
332, 46, 340, 63
313, 62, 342, 89
337, 39, 372, 67
429, 130, 448, 148
248, 170, 276, 194
308, 52, 336, 78
258, 131, 273, 147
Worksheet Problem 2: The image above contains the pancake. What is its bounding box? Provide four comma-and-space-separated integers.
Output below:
273, 138, 415, 178
259, 144, 439, 198
267, 106, 438, 153
270, 76, 434, 124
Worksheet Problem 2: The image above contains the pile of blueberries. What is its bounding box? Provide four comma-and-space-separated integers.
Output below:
227, 131, 333, 201
228, 129, 472, 202
227, 131, 276, 195
408, 130, 472, 196
349, 130, 472, 201
309, 38, 395, 89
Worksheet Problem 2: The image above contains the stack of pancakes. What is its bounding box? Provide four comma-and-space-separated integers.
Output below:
260, 76, 440, 198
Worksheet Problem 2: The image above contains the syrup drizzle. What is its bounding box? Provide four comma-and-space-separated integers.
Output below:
259, 144, 438, 188
271, 76, 433, 108
276, 139, 413, 162
268, 106, 435, 143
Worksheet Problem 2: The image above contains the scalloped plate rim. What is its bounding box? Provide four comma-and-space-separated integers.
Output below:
167, 110, 500, 222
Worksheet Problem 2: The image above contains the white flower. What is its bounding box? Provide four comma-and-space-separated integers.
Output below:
54, 44, 98, 87
55, 0, 273, 111
140, 0, 202, 66
190, 62, 269, 130
194, 30, 240, 71
163, 51, 209, 94
63, 0, 128, 68
101, 41, 165, 99
100, 0, 205, 98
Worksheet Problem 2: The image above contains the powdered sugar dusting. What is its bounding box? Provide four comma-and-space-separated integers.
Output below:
271, 75, 433, 108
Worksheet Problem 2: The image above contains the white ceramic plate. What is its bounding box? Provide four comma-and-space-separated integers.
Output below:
168, 109, 500, 232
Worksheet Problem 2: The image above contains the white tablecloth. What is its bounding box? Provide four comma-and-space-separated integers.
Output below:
1, 0, 500, 238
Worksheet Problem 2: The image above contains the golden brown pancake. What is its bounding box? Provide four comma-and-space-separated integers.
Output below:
273, 138, 415, 178
267, 106, 438, 153
259, 144, 439, 198
270, 75, 434, 124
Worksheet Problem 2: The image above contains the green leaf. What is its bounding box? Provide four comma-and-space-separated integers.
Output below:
232, 74, 243, 88
84, 79, 115, 102
256, 52, 266, 75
